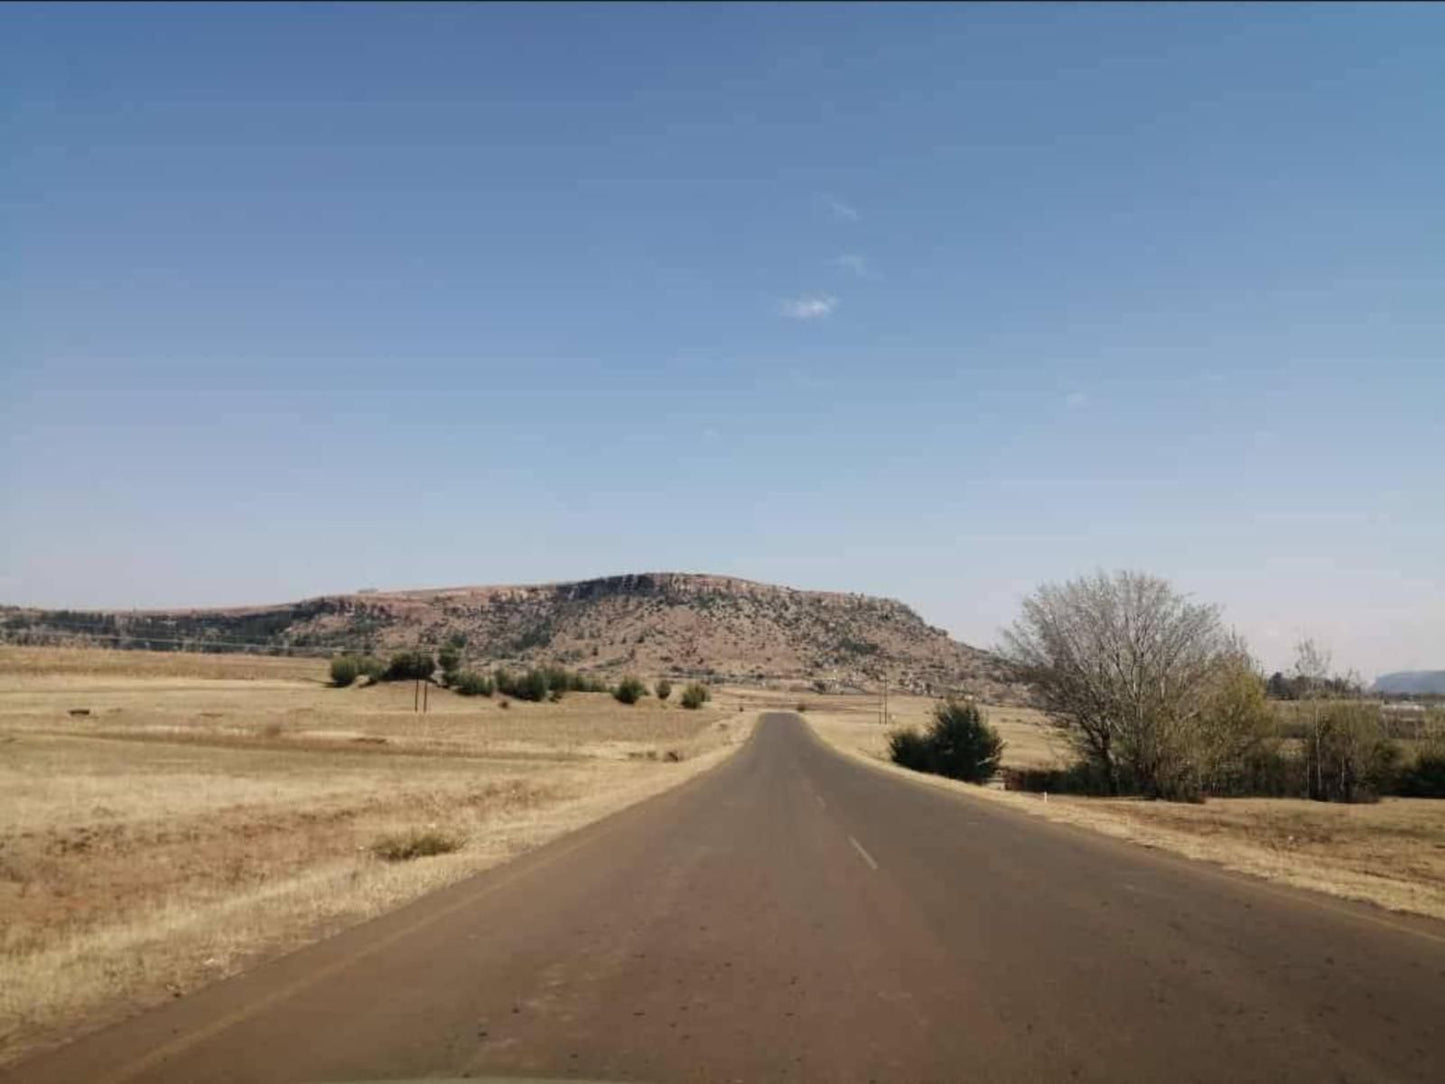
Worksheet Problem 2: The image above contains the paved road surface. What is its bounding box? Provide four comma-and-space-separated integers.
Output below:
8, 713, 1445, 1083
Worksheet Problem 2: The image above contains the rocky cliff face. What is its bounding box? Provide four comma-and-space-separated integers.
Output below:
2, 572, 1024, 699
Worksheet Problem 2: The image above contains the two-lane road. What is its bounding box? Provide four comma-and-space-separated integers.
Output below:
9, 714, 1445, 1082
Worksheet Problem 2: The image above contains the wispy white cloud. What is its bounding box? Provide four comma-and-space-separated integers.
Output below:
822, 194, 859, 222
1065, 391, 1089, 410
780, 294, 838, 320
832, 253, 868, 277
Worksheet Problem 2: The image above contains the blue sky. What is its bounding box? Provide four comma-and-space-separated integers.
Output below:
3, 4, 1442, 677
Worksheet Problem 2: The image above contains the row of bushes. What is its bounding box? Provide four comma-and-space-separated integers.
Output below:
333, 654, 713, 711
332, 653, 605, 698
491, 665, 610, 702
451, 670, 494, 697
887, 695, 1445, 802
1001, 745, 1445, 802
449, 670, 709, 709
997, 700, 1445, 803
606, 677, 702, 707
330, 651, 437, 687
613, 675, 711, 708
329, 654, 386, 686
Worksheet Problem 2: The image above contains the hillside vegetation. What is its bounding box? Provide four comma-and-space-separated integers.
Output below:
1, 573, 1022, 701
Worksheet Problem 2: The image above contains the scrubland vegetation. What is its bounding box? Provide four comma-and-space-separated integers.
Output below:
680, 681, 711, 710
996, 571, 1444, 804
2, 564, 1439, 1060
0, 647, 750, 1065
613, 675, 648, 705
801, 568, 1444, 922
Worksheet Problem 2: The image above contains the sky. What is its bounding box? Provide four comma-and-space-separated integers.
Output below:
3, 4, 1442, 679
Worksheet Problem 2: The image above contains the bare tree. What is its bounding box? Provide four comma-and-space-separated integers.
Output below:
999, 570, 1228, 797
1291, 638, 1332, 697
1292, 638, 1332, 798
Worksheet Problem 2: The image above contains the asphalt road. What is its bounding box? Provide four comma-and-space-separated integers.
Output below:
9, 713, 1445, 1084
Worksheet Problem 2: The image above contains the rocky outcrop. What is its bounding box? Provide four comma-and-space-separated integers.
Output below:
1, 573, 1025, 700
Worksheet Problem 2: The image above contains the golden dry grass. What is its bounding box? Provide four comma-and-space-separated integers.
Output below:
0, 647, 754, 1065
0, 645, 328, 682
805, 696, 1445, 923
758, 686, 1066, 769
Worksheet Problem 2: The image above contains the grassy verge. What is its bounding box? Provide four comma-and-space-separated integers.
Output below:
0, 648, 754, 1065
805, 696, 1445, 923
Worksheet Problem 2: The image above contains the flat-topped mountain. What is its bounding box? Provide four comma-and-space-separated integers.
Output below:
1373, 671, 1445, 697
1, 572, 1023, 699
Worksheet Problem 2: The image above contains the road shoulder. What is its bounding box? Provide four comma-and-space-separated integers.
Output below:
805, 710, 1445, 926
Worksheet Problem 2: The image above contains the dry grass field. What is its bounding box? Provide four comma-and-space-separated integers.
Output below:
771, 687, 1065, 770
0, 647, 754, 1066
804, 692, 1445, 923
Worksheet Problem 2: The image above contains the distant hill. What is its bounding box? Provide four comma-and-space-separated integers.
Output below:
0, 572, 1026, 701
1372, 671, 1445, 696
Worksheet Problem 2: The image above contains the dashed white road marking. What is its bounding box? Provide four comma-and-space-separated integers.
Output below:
815, 794, 827, 810
849, 834, 879, 871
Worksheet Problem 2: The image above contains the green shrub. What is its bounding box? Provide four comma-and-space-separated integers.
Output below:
357, 656, 386, 682
370, 830, 464, 862
1397, 749, 1445, 798
655, 679, 672, 701
521, 668, 550, 702
887, 728, 934, 773
329, 656, 360, 687
1000, 762, 1115, 795
382, 650, 435, 682
437, 644, 463, 681
538, 665, 569, 697
452, 670, 494, 697
1306, 702, 1396, 803
680, 682, 710, 710
492, 665, 602, 702
493, 667, 549, 702
926, 700, 1004, 783
614, 675, 647, 705
888, 699, 1004, 784
795, 701, 808, 713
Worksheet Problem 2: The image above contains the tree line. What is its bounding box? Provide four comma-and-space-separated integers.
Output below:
328, 644, 710, 709
994, 570, 1443, 803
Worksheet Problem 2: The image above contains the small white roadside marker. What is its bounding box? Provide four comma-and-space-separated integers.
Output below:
849, 835, 879, 871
